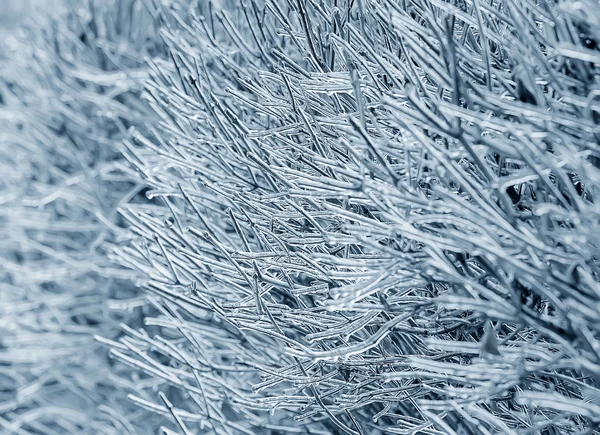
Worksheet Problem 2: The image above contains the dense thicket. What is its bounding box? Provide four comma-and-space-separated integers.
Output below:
2, 0, 600, 433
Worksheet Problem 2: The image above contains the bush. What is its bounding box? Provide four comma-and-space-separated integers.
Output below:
115, 0, 600, 433
3, 0, 600, 433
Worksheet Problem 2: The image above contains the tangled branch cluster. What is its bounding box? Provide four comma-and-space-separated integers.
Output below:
2, 0, 600, 433
108, 0, 600, 433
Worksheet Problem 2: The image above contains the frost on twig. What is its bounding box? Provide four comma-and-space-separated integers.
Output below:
18, 0, 596, 432
0, 1, 165, 433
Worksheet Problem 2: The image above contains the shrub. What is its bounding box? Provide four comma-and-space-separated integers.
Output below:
3, 0, 600, 433
112, 0, 600, 433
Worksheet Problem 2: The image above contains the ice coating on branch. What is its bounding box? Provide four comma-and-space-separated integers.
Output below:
108, 0, 600, 433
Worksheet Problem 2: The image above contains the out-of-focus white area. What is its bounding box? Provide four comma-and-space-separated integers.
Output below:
0, 0, 64, 31
0, 0, 33, 30
0, 0, 65, 55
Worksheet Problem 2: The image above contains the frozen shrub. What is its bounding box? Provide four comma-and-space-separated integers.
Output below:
2, 0, 600, 433
112, 0, 600, 433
